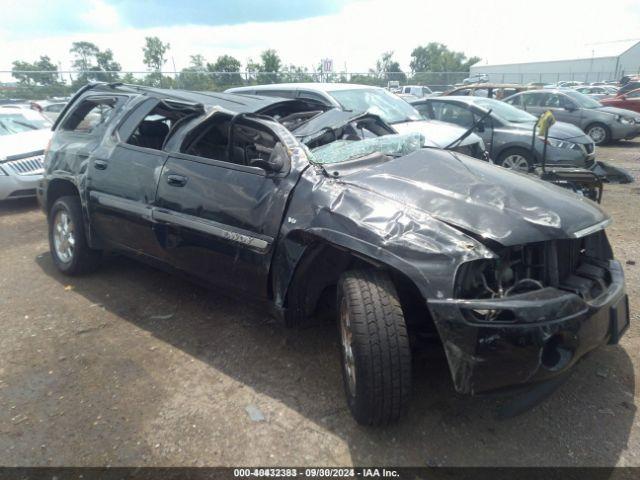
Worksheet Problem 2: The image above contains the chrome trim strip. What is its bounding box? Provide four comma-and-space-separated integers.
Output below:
90, 192, 272, 251
90, 191, 153, 220
571, 218, 612, 238
152, 209, 271, 251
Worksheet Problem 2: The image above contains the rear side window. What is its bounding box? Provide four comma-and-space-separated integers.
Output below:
523, 93, 544, 107
126, 102, 198, 151
62, 97, 117, 133
430, 101, 474, 127
413, 103, 431, 119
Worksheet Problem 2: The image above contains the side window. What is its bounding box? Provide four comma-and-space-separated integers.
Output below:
413, 103, 431, 119
127, 102, 197, 151
62, 97, 117, 133
504, 95, 522, 107
541, 94, 563, 108
522, 93, 543, 107
182, 115, 231, 162
627, 90, 640, 98
431, 102, 474, 127
45, 104, 65, 113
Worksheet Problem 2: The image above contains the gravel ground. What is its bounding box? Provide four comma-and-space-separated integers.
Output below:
0, 143, 639, 467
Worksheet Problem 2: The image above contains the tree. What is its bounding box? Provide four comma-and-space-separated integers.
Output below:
12, 56, 60, 86
409, 42, 480, 84
376, 51, 406, 84
11, 56, 66, 99
142, 36, 170, 87
95, 49, 121, 82
258, 49, 282, 84
207, 54, 242, 87
178, 54, 214, 91
70, 41, 121, 85
143, 36, 170, 72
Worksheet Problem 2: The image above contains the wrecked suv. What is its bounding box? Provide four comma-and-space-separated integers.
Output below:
39, 83, 630, 425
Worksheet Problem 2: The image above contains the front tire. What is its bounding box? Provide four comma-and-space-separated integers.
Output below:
48, 196, 101, 275
585, 123, 611, 145
337, 270, 411, 425
496, 148, 533, 172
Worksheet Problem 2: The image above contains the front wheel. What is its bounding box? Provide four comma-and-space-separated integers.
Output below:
337, 270, 411, 425
585, 123, 611, 145
496, 148, 533, 172
48, 196, 101, 275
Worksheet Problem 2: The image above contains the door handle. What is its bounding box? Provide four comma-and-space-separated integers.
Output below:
94, 159, 108, 170
167, 174, 187, 187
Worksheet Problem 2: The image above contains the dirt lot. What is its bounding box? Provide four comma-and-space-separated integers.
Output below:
1, 143, 639, 467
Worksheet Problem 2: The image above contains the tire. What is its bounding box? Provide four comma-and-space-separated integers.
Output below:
337, 269, 411, 425
496, 148, 533, 172
48, 195, 101, 275
585, 123, 611, 145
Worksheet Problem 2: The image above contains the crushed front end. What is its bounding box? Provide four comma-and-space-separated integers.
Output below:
429, 229, 629, 394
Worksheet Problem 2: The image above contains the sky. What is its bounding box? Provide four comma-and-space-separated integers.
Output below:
1, 0, 640, 76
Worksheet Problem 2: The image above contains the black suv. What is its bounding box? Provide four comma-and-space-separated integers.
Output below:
39, 83, 629, 425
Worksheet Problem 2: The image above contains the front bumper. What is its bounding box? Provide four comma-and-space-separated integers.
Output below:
610, 122, 640, 141
428, 260, 629, 394
0, 173, 41, 201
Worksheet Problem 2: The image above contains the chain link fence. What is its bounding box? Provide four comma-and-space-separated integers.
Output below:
0, 69, 626, 100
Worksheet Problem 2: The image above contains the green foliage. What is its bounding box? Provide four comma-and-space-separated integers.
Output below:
69, 41, 121, 87
409, 42, 480, 84
207, 55, 243, 88
143, 37, 170, 73
375, 51, 406, 83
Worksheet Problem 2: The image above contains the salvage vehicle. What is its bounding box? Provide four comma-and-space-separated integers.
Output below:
443, 83, 534, 99
40, 83, 629, 425
399, 85, 433, 97
600, 88, 640, 115
225, 83, 488, 160
462, 73, 489, 84
408, 96, 596, 171
504, 89, 640, 145
0, 109, 52, 200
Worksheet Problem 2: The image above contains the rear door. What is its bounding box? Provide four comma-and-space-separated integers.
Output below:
86, 97, 170, 257
154, 113, 303, 298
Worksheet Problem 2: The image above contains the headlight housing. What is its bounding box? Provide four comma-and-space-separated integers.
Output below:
616, 115, 634, 125
545, 137, 580, 150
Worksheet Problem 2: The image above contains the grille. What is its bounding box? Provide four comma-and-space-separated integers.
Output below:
2, 154, 45, 176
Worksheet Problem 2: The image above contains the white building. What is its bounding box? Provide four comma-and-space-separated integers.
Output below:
470, 40, 640, 84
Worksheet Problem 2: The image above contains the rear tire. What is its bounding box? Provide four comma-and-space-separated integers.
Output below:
496, 148, 533, 172
585, 123, 611, 145
48, 196, 101, 275
337, 269, 411, 425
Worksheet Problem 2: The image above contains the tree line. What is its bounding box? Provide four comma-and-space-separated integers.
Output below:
7, 37, 479, 99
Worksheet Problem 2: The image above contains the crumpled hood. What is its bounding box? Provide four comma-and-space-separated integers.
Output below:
596, 106, 640, 119
0, 129, 52, 160
392, 119, 483, 149
334, 148, 609, 246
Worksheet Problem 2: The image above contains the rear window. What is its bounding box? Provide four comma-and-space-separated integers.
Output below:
61, 97, 118, 133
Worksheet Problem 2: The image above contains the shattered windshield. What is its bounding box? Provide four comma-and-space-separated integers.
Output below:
0, 112, 51, 135
309, 132, 424, 165
329, 88, 421, 124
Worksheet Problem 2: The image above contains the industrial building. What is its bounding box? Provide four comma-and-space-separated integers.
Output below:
469, 39, 640, 84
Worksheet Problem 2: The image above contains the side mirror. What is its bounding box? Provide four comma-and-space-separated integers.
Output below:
619, 94, 627, 100
475, 121, 486, 133
564, 103, 577, 111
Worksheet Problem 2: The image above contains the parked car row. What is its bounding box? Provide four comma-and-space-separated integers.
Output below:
37, 81, 629, 427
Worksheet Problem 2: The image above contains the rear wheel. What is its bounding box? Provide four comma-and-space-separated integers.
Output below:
48, 196, 101, 275
496, 148, 533, 172
585, 123, 611, 145
337, 270, 411, 425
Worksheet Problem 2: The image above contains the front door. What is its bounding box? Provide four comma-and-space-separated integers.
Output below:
154, 113, 303, 298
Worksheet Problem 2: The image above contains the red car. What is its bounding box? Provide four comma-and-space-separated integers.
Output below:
601, 88, 640, 114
